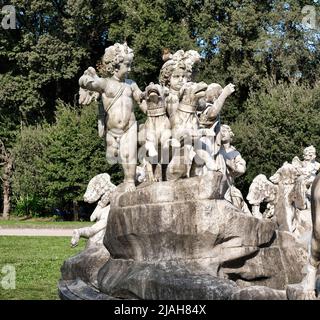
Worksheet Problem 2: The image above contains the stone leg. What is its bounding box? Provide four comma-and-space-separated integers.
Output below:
119, 122, 138, 192
145, 129, 158, 158
106, 133, 120, 165
71, 219, 108, 247
251, 205, 263, 219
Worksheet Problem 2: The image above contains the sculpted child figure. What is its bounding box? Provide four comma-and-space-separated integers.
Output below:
192, 83, 235, 175
293, 146, 320, 209
159, 49, 201, 122
219, 125, 251, 214
79, 43, 143, 192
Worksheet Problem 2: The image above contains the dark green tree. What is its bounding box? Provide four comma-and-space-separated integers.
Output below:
12, 101, 123, 216
231, 80, 320, 195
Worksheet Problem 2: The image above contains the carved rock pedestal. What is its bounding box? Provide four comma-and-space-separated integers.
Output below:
59, 172, 309, 300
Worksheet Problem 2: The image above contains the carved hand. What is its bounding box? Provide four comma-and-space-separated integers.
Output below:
79, 67, 99, 87
223, 83, 236, 97
226, 158, 237, 171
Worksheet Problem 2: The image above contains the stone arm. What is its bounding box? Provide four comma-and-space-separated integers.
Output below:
226, 154, 246, 178
139, 99, 148, 114
207, 84, 235, 120
79, 67, 106, 94
131, 81, 143, 103
129, 81, 147, 113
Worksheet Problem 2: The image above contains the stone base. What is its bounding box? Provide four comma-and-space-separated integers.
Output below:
58, 279, 116, 300
58, 174, 310, 300
60, 244, 109, 288
98, 258, 238, 300
286, 284, 319, 300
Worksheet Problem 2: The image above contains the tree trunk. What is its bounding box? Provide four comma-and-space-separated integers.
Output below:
73, 200, 79, 221
2, 158, 13, 219
0, 140, 13, 220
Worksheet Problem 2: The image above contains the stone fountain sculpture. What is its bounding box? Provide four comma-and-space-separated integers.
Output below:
58, 43, 316, 300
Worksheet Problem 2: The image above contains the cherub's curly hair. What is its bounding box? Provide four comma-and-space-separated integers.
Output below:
159, 49, 200, 87
98, 43, 134, 77
159, 60, 187, 87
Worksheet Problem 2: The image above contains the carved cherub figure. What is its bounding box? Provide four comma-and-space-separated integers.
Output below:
292, 146, 320, 209
219, 125, 251, 214
79, 43, 143, 192
159, 50, 201, 121
297, 174, 320, 296
71, 173, 116, 248
192, 83, 235, 176
247, 162, 306, 232
166, 81, 208, 180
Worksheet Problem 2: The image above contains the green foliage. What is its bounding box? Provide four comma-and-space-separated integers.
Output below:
2, 0, 320, 214
13, 195, 47, 217
12, 101, 123, 213
107, 0, 196, 87
231, 80, 320, 194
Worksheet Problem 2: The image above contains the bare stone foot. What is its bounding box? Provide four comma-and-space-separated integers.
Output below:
71, 230, 80, 248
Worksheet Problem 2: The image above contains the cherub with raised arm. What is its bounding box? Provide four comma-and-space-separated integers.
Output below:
79, 43, 143, 192
192, 82, 235, 175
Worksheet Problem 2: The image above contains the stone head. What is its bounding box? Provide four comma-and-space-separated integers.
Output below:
84, 173, 116, 204
159, 49, 201, 91
221, 124, 234, 143
145, 82, 167, 107
205, 83, 223, 103
101, 43, 134, 79
303, 146, 316, 161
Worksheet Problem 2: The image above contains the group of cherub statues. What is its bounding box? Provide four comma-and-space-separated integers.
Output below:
71, 43, 320, 296
78, 42, 244, 199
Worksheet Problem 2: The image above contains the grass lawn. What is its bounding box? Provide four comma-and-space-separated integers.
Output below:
0, 219, 93, 229
0, 236, 86, 300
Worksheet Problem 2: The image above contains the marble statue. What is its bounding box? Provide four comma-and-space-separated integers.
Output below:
247, 161, 308, 232
139, 83, 171, 181
247, 146, 320, 236
166, 81, 208, 180
292, 145, 320, 209
159, 50, 205, 180
70, 173, 116, 247
219, 125, 251, 214
247, 174, 278, 219
192, 83, 235, 176
79, 43, 143, 192
299, 174, 320, 293
60, 43, 312, 301
286, 174, 320, 300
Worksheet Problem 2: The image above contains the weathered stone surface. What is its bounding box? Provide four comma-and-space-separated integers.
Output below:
222, 231, 307, 289
94, 177, 307, 299
59, 279, 116, 300
286, 284, 319, 300
105, 197, 274, 264
114, 171, 225, 207
60, 244, 109, 288
98, 258, 238, 300
59, 175, 309, 300
232, 286, 287, 300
